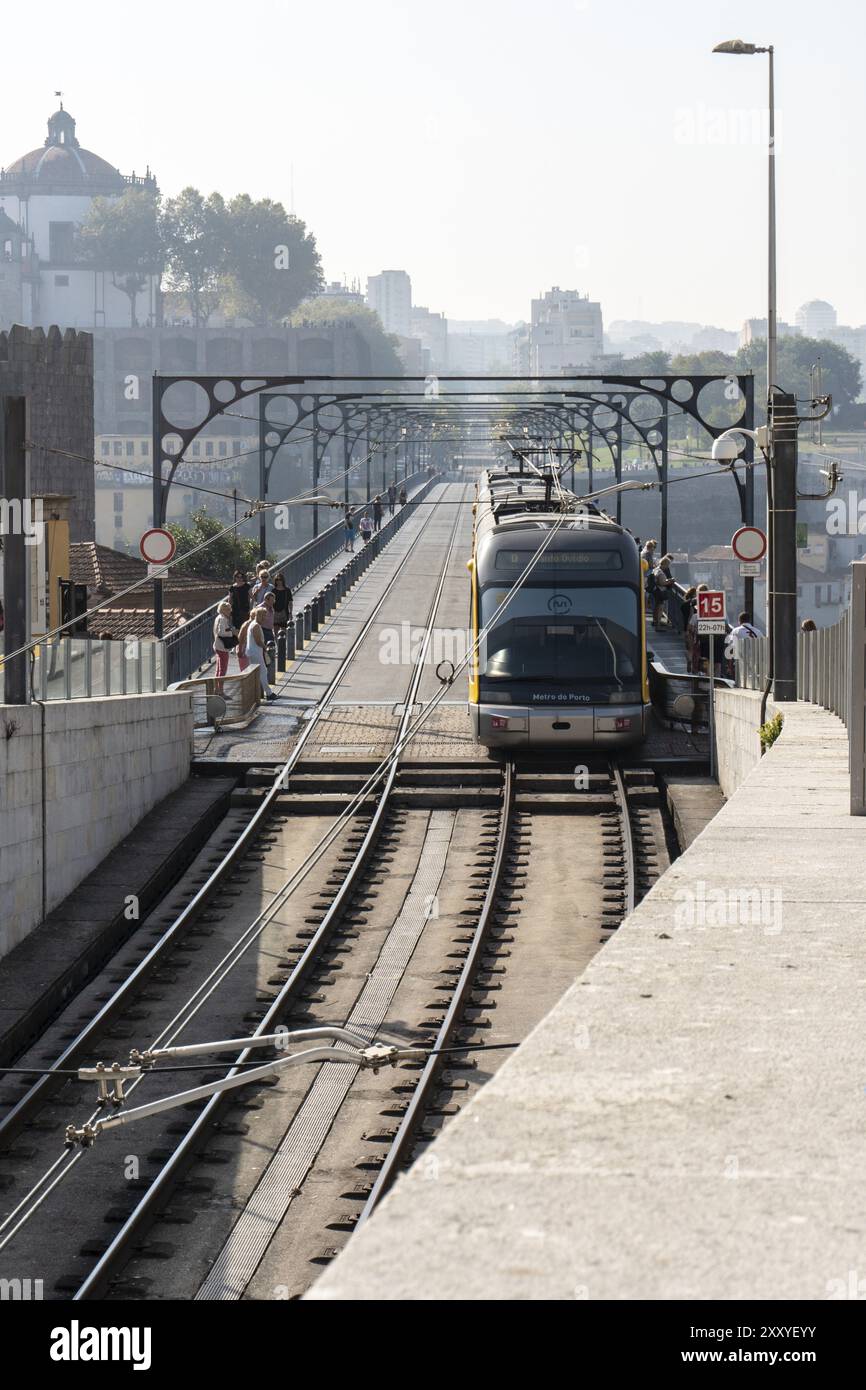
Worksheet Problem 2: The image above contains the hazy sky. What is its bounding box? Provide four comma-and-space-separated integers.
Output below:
3, 0, 864, 330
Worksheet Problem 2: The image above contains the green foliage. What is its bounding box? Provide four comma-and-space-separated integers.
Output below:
223, 195, 322, 325
161, 188, 228, 327
289, 297, 404, 375
77, 189, 163, 326
760, 711, 784, 751
735, 336, 862, 420
167, 508, 259, 581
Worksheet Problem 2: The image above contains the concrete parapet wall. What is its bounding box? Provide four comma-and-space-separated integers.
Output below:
0, 693, 193, 957
714, 686, 777, 798
310, 702, 865, 1302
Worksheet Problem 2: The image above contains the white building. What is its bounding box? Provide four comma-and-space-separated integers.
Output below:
530, 288, 603, 373
0, 103, 159, 330
366, 269, 412, 338
795, 299, 837, 338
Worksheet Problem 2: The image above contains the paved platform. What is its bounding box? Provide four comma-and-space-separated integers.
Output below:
309, 701, 866, 1301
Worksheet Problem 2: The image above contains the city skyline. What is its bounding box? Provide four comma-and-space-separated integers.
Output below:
1, 0, 864, 329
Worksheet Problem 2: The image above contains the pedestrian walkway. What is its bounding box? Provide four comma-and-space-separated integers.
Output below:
194, 486, 450, 761
309, 699, 866, 1302
648, 621, 690, 674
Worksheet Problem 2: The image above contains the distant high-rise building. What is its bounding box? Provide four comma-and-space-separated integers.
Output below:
410, 306, 448, 369
739, 318, 801, 349
827, 324, 866, 401
530, 288, 603, 373
366, 270, 412, 338
795, 300, 837, 338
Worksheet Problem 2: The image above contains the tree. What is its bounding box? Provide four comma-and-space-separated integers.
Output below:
77, 189, 162, 326
161, 188, 228, 327
223, 196, 322, 325
288, 297, 404, 376
735, 335, 862, 419
669, 349, 736, 376
167, 507, 259, 581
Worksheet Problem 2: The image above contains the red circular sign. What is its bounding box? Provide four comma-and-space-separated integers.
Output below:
731, 526, 767, 563
139, 528, 176, 564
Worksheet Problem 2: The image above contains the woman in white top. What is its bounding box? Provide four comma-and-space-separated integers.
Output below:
212, 601, 235, 691
246, 605, 275, 702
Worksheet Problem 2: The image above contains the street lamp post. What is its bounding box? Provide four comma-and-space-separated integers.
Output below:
714, 38, 798, 702
713, 39, 776, 402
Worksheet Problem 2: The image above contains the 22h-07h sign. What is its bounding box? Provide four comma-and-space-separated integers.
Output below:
697, 589, 726, 636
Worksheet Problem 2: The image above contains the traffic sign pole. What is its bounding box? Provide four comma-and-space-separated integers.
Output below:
709, 633, 716, 780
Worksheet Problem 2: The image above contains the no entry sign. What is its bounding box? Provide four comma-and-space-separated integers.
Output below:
140, 528, 176, 565
731, 526, 767, 563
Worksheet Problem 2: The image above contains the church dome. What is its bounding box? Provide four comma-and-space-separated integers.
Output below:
1, 106, 151, 196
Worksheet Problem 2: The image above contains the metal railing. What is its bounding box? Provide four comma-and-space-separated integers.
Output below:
170, 668, 261, 727
734, 618, 849, 728
26, 636, 164, 701
162, 469, 434, 684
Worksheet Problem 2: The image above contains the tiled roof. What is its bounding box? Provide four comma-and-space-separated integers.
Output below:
70, 542, 225, 603
88, 608, 192, 641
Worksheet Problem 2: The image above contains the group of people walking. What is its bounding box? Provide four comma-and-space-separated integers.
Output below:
212, 562, 293, 701
342, 484, 406, 552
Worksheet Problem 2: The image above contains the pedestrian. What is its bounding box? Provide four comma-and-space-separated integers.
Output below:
273, 573, 292, 633
251, 565, 273, 608
344, 513, 356, 552
237, 615, 251, 673
359, 510, 373, 544
372, 495, 383, 532
398, 484, 407, 507
730, 611, 762, 641
387, 482, 396, 516
651, 555, 679, 631
229, 570, 250, 629
801, 618, 817, 632
259, 591, 277, 684
246, 605, 275, 701
212, 600, 236, 692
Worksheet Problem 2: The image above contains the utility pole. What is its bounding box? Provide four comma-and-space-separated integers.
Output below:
151, 375, 164, 639
258, 394, 268, 561
1, 395, 30, 704
769, 388, 798, 701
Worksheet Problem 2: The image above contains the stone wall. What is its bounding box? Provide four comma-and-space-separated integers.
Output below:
714, 686, 777, 798
0, 692, 193, 957
0, 323, 94, 541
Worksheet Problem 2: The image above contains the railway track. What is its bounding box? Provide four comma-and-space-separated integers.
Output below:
0, 481, 680, 1301
0, 483, 470, 1295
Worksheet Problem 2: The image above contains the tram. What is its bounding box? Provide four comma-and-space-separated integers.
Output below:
467, 465, 649, 748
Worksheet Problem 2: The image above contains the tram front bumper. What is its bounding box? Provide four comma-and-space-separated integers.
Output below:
477, 704, 645, 747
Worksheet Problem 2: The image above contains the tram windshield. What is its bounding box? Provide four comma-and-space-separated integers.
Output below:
480, 585, 640, 685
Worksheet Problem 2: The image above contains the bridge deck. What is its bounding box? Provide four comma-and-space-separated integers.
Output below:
309, 700, 866, 1301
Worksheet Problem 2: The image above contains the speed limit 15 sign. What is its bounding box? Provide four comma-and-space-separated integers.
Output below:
697, 590, 726, 621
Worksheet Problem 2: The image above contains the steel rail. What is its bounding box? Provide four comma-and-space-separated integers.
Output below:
0, 481, 443, 1153
73, 487, 468, 1300
609, 760, 637, 916
357, 757, 515, 1222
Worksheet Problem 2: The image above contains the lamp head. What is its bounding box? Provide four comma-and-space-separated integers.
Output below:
713, 39, 760, 54
711, 435, 744, 462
